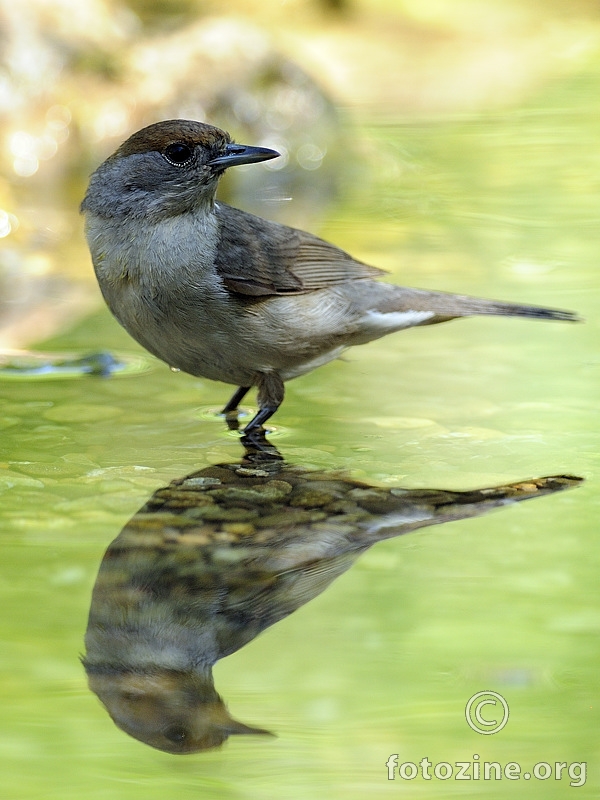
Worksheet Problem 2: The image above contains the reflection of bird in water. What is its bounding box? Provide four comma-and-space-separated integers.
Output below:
82, 452, 580, 754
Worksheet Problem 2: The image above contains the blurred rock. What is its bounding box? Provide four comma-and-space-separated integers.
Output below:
0, 2, 340, 346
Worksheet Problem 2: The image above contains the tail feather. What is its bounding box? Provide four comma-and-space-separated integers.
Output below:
377, 286, 582, 323
462, 297, 581, 322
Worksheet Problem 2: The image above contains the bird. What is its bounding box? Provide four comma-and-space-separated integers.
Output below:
80, 119, 580, 433
82, 445, 581, 753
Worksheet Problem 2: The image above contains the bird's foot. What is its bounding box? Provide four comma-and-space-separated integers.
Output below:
223, 410, 242, 431
240, 428, 283, 462
243, 405, 278, 435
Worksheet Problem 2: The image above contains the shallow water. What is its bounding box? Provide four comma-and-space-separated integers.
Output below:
2, 66, 599, 799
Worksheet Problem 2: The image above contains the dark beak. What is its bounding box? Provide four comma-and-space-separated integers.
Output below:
208, 143, 280, 169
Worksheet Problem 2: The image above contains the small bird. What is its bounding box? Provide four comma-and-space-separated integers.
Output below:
82, 452, 581, 753
81, 120, 579, 432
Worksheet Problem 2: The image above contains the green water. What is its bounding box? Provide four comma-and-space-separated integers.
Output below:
1, 70, 598, 798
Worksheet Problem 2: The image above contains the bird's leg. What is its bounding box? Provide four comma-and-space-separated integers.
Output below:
221, 386, 251, 414
240, 429, 284, 461
221, 386, 251, 430
243, 372, 284, 434
243, 406, 278, 433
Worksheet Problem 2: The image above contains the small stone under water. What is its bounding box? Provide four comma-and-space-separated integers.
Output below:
0, 351, 149, 379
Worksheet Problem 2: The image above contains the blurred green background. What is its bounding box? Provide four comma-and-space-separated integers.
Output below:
0, 0, 598, 797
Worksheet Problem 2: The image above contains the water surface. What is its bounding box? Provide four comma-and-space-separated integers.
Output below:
1, 63, 598, 799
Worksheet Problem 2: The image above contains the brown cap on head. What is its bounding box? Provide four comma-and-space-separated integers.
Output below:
85, 667, 274, 754
114, 119, 231, 159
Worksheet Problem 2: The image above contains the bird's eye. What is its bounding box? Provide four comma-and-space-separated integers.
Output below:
163, 142, 193, 166
163, 726, 188, 743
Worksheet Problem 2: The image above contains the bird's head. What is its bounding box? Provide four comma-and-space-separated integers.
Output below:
81, 119, 279, 220
86, 666, 273, 754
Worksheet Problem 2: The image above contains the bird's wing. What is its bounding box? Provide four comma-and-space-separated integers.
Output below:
214, 204, 385, 296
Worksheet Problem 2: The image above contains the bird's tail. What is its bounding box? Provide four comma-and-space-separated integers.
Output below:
361, 474, 583, 543
445, 294, 581, 322
374, 286, 582, 324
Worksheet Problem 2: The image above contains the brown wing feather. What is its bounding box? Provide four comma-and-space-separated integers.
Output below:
214, 204, 385, 296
